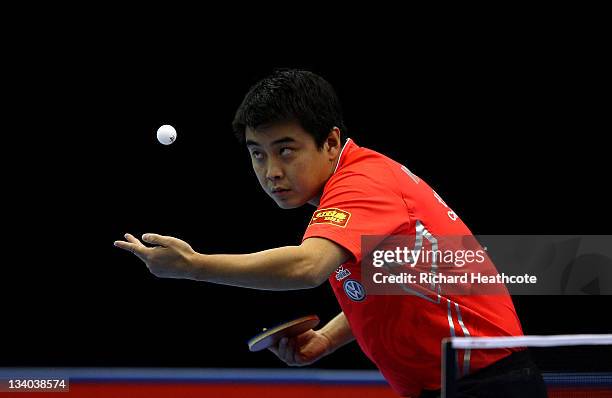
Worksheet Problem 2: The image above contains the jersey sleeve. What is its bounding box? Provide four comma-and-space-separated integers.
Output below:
302, 168, 410, 263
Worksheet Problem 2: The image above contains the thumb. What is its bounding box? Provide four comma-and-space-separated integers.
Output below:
142, 233, 170, 246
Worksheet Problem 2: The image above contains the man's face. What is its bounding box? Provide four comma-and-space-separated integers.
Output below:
245, 121, 338, 209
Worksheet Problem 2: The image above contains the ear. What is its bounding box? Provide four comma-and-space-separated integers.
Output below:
325, 127, 342, 160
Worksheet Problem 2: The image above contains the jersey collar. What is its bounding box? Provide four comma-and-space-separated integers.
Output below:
333, 138, 353, 174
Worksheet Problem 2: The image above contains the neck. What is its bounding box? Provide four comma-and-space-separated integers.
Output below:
308, 154, 341, 207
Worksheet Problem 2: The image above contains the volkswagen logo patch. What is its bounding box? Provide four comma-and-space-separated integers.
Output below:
343, 279, 366, 302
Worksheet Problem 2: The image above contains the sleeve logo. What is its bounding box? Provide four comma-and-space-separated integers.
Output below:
309, 208, 351, 228
343, 280, 366, 302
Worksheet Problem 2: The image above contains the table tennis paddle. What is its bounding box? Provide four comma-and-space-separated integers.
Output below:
248, 315, 320, 352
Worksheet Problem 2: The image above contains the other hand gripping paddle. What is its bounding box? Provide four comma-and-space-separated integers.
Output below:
247, 315, 320, 352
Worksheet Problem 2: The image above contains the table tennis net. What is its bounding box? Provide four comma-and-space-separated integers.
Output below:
441, 334, 612, 398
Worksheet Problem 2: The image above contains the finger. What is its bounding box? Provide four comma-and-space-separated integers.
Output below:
113, 240, 146, 256
288, 338, 298, 365
125, 233, 143, 245
142, 233, 172, 247
116, 233, 148, 255
267, 345, 280, 356
278, 337, 288, 362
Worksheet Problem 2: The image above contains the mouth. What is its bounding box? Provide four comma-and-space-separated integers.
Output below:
271, 188, 291, 197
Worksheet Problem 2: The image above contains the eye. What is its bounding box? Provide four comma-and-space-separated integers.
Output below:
251, 151, 264, 160
280, 147, 294, 157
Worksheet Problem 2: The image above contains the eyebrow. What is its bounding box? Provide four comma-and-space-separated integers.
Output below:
246, 137, 297, 147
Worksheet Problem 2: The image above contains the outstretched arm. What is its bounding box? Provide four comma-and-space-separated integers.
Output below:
114, 233, 350, 290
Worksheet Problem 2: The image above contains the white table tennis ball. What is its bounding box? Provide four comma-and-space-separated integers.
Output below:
157, 125, 177, 145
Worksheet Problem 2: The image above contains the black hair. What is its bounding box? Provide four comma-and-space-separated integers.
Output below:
232, 69, 347, 148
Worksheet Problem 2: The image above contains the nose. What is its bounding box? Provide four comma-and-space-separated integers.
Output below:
266, 159, 284, 181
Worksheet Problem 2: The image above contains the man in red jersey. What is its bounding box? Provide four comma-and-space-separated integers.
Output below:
114, 69, 548, 398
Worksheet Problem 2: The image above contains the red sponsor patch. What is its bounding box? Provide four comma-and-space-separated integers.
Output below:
309, 208, 351, 228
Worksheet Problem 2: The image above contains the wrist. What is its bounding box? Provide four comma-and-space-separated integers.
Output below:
318, 330, 337, 355
187, 252, 208, 280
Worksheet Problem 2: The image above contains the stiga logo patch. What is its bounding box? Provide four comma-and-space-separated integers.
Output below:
309, 208, 351, 228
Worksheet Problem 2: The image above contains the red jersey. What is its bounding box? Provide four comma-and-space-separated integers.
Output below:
303, 139, 523, 397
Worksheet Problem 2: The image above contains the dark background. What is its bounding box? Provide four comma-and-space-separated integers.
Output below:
4, 21, 610, 372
